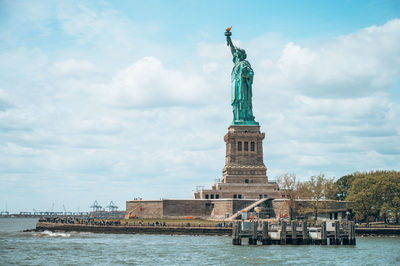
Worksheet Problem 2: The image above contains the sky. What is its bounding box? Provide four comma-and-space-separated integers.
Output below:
0, 0, 399, 213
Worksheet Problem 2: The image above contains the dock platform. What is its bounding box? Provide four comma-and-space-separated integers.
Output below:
232, 220, 356, 246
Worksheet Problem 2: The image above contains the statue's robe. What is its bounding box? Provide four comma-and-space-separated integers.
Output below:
231, 59, 255, 123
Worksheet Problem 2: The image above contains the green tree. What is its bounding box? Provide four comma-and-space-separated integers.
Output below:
297, 174, 337, 221
375, 172, 400, 223
345, 171, 400, 223
346, 175, 380, 221
335, 174, 355, 201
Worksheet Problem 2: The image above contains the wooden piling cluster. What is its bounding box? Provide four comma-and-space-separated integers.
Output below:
232, 220, 356, 246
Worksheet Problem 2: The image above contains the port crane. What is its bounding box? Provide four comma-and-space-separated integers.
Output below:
106, 201, 118, 212
90, 200, 103, 212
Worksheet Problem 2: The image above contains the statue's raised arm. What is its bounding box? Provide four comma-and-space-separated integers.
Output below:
225, 27, 236, 56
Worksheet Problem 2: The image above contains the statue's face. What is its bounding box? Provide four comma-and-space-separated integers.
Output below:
233, 50, 246, 63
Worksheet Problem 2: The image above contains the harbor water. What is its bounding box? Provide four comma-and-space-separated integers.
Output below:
1, 218, 400, 265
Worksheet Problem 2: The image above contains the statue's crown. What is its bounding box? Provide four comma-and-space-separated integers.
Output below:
235, 48, 247, 59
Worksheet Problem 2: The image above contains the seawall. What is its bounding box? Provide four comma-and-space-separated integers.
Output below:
35, 222, 400, 236
355, 227, 400, 236
35, 222, 232, 236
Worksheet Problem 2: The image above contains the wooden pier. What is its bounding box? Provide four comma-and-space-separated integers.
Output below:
232, 220, 356, 246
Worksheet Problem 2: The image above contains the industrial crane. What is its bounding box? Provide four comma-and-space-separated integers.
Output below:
90, 200, 102, 212
106, 201, 118, 212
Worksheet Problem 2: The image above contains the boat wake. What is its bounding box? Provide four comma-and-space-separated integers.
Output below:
35, 230, 71, 237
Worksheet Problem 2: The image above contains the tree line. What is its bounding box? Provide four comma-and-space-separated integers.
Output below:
277, 170, 400, 223
336, 171, 400, 223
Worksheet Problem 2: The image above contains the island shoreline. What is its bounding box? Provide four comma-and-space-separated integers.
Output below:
34, 222, 400, 236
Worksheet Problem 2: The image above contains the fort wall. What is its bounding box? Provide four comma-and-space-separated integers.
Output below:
125, 200, 162, 219
163, 200, 210, 218
126, 199, 259, 219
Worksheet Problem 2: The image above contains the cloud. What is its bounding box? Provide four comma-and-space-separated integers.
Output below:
257, 19, 400, 98
277, 42, 316, 74
52, 59, 95, 76
0, 89, 14, 111
93, 56, 212, 108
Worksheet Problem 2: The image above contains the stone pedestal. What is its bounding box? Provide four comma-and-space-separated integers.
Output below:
193, 125, 281, 200
222, 125, 268, 184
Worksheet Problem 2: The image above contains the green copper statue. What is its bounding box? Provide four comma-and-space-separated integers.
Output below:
225, 27, 258, 125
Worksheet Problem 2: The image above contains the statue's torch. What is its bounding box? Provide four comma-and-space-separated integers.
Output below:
225, 26, 232, 37
225, 26, 232, 47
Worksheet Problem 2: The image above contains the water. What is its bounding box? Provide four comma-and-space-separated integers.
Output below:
1, 218, 400, 265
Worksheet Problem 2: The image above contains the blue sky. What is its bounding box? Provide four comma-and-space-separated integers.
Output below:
0, 0, 399, 212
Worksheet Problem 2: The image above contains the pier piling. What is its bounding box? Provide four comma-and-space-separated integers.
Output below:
302, 221, 309, 245
291, 221, 297, 244
232, 221, 241, 245
334, 221, 340, 245
321, 221, 327, 245
261, 221, 270, 245
250, 221, 258, 245
344, 221, 355, 245
280, 221, 287, 245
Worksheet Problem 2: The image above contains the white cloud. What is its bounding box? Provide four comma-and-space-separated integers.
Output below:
277, 42, 316, 74
258, 19, 400, 98
95, 56, 212, 108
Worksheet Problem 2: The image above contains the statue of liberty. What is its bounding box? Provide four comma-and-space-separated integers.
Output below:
225, 27, 258, 125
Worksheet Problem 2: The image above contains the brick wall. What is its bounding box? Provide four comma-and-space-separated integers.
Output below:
163, 200, 211, 218
210, 200, 233, 218
125, 200, 163, 219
